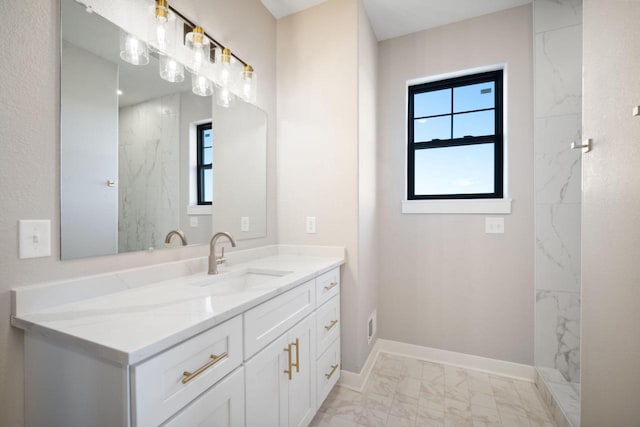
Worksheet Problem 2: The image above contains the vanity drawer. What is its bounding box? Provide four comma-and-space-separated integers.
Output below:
162, 367, 245, 427
317, 338, 341, 408
315, 268, 340, 307
316, 295, 340, 355
131, 316, 243, 427
244, 280, 316, 359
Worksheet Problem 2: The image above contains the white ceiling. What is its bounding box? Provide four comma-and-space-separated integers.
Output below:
261, 0, 531, 41
260, 0, 328, 19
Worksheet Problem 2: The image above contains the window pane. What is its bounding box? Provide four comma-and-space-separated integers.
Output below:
414, 89, 451, 117
454, 82, 494, 113
203, 169, 212, 203
203, 147, 212, 165
203, 128, 212, 148
414, 143, 495, 195
414, 116, 451, 142
453, 110, 494, 138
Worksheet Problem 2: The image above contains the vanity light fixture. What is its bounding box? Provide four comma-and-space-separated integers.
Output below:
159, 55, 185, 83
149, 0, 174, 53
237, 64, 257, 103
192, 74, 214, 97
119, 31, 149, 65
215, 48, 235, 107
185, 26, 210, 73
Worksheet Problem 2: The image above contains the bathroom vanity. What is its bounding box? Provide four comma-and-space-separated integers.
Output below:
11, 245, 343, 427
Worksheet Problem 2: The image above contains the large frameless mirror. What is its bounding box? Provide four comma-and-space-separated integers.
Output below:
60, 0, 267, 260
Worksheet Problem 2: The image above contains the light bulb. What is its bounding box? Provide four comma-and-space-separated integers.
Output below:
159, 55, 184, 83
155, 23, 166, 51
120, 32, 149, 65
149, 0, 174, 53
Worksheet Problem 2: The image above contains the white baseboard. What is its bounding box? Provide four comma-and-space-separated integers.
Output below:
339, 339, 535, 391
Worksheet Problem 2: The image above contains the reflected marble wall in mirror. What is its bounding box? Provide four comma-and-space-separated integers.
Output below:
60, 0, 267, 260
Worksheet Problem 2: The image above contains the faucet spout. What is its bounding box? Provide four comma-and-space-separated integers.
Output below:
164, 229, 188, 246
208, 232, 237, 275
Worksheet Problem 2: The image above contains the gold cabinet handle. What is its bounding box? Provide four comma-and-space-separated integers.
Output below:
325, 364, 339, 379
283, 343, 293, 380
292, 338, 300, 373
324, 281, 338, 291
324, 319, 339, 331
182, 352, 227, 384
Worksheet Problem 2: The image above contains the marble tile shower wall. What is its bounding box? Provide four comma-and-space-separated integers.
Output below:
533, 0, 583, 384
118, 93, 181, 253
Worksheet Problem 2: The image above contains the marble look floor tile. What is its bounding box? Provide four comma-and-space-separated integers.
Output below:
419, 381, 446, 411
416, 406, 445, 427
311, 411, 359, 427
499, 411, 532, 427
444, 414, 473, 427
367, 373, 400, 396
389, 394, 419, 422
445, 366, 469, 389
397, 377, 423, 399
470, 404, 501, 427
469, 390, 498, 411
385, 414, 414, 427
422, 362, 445, 383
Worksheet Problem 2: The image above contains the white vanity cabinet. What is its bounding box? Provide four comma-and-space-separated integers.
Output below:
19, 262, 342, 427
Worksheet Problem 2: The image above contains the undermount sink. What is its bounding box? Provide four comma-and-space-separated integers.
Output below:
192, 268, 293, 295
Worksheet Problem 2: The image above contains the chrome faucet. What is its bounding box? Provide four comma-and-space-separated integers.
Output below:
164, 229, 188, 246
209, 232, 237, 275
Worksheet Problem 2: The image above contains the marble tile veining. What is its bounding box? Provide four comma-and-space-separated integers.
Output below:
535, 291, 580, 383
313, 354, 557, 427
534, 367, 580, 427
534, 0, 582, 34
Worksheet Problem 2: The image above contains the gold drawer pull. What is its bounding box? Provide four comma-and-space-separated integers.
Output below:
283, 343, 293, 380
325, 364, 339, 379
324, 319, 339, 331
182, 352, 228, 384
324, 281, 338, 291
292, 338, 300, 373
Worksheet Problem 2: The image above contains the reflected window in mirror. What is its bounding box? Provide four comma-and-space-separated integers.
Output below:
197, 122, 213, 205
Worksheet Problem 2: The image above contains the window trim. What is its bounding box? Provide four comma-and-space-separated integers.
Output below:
407, 69, 504, 201
196, 122, 212, 206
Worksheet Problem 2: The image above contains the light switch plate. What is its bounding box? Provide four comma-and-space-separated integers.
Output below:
633, 106, 640, 117
241, 216, 250, 232
306, 216, 316, 234
189, 217, 198, 227
19, 220, 51, 259
485, 217, 505, 234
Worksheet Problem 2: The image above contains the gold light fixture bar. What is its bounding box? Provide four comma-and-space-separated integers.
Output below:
168, 5, 249, 67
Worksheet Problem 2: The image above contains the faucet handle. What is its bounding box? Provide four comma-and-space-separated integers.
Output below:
216, 246, 227, 265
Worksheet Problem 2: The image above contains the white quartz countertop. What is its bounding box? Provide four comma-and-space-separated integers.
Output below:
11, 248, 344, 365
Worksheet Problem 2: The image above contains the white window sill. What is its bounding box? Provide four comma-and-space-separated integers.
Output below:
402, 198, 512, 214
187, 205, 212, 215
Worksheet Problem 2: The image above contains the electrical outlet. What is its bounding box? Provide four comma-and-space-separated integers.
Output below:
19, 220, 51, 259
306, 216, 316, 234
241, 216, 250, 232
189, 217, 198, 227
485, 217, 505, 234
633, 106, 640, 117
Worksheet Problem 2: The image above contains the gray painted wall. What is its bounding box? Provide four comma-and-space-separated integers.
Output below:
376, 5, 535, 364
0, 1, 276, 425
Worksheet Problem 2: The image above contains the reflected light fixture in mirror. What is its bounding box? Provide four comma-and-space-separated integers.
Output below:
192, 74, 214, 96
185, 26, 209, 73
215, 47, 234, 107
120, 31, 149, 65
159, 55, 185, 82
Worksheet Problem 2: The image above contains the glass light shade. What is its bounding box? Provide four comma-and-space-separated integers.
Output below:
216, 85, 234, 108
159, 55, 184, 83
214, 47, 235, 88
149, 3, 176, 53
192, 74, 214, 97
119, 31, 149, 65
236, 66, 257, 103
185, 27, 210, 73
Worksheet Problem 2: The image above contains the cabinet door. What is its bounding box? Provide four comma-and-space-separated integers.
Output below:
162, 368, 245, 427
287, 314, 317, 427
245, 335, 289, 427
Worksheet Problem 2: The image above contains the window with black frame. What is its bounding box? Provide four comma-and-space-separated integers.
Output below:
407, 70, 503, 200
197, 122, 213, 205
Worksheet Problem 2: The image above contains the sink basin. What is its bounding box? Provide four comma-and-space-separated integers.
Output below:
192, 268, 293, 295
